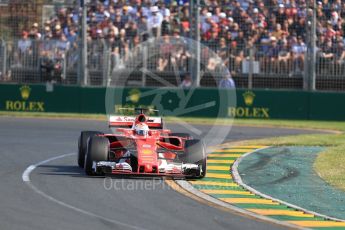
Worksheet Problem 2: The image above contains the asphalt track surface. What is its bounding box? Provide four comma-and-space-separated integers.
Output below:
0, 117, 323, 230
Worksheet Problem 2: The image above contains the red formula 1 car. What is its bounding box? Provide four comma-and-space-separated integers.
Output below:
77, 108, 207, 178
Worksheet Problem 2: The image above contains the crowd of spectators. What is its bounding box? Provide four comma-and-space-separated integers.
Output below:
8, 0, 345, 84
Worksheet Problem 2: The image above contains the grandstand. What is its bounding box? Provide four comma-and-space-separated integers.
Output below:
0, 0, 345, 90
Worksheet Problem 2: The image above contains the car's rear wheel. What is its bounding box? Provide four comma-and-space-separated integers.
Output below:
182, 139, 207, 179
85, 136, 109, 176
78, 131, 103, 168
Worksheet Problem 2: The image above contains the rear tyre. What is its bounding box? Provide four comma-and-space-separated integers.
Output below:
78, 131, 103, 168
84, 136, 109, 176
182, 139, 207, 179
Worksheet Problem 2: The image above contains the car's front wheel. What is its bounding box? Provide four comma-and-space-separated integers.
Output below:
182, 139, 207, 179
78, 131, 103, 168
85, 136, 109, 176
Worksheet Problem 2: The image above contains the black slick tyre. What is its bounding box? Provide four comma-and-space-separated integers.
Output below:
84, 136, 109, 176
183, 139, 207, 179
78, 131, 103, 168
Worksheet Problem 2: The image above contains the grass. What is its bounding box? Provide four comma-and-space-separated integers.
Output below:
1, 111, 345, 190
233, 119, 345, 132
2, 111, 345, 131
241, 133, 345, 147
0, 111, 107, 120
314, 145, 345, 190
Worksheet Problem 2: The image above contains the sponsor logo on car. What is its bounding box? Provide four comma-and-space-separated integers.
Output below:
142, 149, 152, 154
123, 116, 135, 122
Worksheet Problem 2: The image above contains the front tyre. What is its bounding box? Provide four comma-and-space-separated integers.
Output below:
183, 139, 207, 179
78, 131, 103, 168
85, 136, 109, 176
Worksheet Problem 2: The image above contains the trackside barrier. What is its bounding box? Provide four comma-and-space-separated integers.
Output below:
0, 84, 345, 120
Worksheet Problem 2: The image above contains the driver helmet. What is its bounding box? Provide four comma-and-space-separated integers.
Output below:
134, 123, 149, 136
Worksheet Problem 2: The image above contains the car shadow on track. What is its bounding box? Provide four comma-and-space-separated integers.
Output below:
37, 165, 91, 178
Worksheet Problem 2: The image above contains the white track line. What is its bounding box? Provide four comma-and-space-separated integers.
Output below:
22, 153, 147, 230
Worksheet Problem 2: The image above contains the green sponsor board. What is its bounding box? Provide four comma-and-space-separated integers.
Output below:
309, 91, 345, 121
0, 84, 82, 113
107, 87, 235, 118
0, 84, 344, 120
232, 90, 309, 119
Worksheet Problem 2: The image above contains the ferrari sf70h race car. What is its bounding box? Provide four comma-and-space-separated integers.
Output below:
77, 108, 207, 179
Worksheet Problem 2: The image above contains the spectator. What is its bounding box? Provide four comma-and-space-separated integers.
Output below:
318, 39, 335, 74
137, 15, 149, 36
161, 8, 171, 35
278, 40, 291, 73
325, 21, 336, 40
201, 12, 213, 34
331, 11, 339, 27
219, 72, 235, 88
121, 6, 131, 25
180, 74, 192, 88
271, 24, 284, 40
266, 37, 281, 72
8, 0, 345, 84
234, 30, 245, 49
53, 24, 63, 39
291, 35, 307, 73
243, 37, 255, 61
158, 34, 172, 71
56, 33, 70, 54
29, 23, 41, 39
126, 21, 138, 39
335, 40, 345, 65
18, 31, 32, 54
147, 6, 163, 37
211, 7, 222, 23
225, 30, 233, 45
206, 24, 220, 50
322, 0, 332, 19
66, 27, 78, 45
294, 17, 306, 39
275, 4, 287, 26
217, 37, 229, 65
228, 40, 243, 73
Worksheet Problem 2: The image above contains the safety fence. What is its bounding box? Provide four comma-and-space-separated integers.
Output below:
1, 1, 345, 91
1, 38, 345, 91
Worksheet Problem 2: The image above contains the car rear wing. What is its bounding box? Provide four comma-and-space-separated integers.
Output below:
108, 116, 163, 129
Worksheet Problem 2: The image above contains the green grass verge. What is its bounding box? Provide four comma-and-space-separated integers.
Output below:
314, 145, 345, 191
241, 133, 344, 147
2, 111, 345, 131
0, 111, 107, 120
1, 111, 345, 191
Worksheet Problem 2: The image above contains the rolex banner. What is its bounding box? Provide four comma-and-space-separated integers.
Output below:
0, 84, 344, 120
